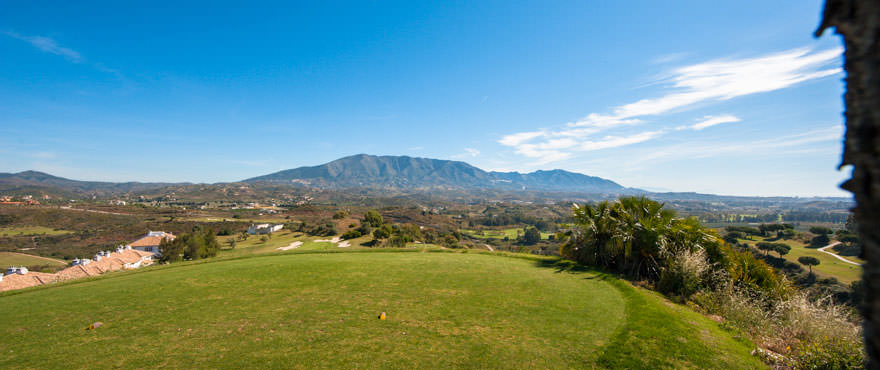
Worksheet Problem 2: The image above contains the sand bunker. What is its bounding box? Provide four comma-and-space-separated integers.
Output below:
277, 241, 303, 251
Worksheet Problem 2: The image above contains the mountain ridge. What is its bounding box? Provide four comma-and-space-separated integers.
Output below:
244, 154, 630, 194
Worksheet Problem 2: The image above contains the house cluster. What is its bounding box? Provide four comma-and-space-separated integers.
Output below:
0, 194, 41, 206
0, 231, 175, 292
247, 223, 284, 235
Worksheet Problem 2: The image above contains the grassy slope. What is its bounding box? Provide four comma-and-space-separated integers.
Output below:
219, 230, 426, 257
0, 252, 764, 369
461, 228, 552, 240
739, 237, 862, 283
0, 252, 67, 267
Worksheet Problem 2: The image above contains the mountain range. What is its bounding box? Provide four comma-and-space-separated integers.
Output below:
0, 154, 630, 196
0, 155, 852, 205
244, 154, 629, 193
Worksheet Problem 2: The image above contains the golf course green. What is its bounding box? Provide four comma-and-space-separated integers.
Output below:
0, 251, 765, 368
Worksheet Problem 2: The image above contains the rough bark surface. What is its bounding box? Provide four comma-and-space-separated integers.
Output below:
816, 0, 880, 367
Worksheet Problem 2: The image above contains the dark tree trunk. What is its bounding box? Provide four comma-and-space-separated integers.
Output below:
816, 1, 880, 367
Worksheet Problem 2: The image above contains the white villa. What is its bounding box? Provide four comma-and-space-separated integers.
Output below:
128, 231, 175, 255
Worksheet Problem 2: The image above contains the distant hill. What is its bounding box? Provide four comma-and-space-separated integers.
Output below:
244, 154, 631, 194
0, 170, 183, 196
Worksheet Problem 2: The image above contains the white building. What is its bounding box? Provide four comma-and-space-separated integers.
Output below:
5, 266, 28, 275
128, 231, 176, 255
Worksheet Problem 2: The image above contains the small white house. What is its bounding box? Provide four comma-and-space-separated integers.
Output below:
247, 223, 284, 235
5, 266, 28, 275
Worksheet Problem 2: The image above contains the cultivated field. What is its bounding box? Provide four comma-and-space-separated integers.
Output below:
0, 251, 764, 369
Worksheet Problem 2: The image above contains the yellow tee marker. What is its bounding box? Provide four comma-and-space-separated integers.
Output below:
378, 312, 386, 320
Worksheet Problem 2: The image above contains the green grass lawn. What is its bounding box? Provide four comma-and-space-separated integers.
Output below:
739, 237, 862, 283
0, 252, 67, 268
182, 216, 291, 223
0, 226, 71, 236
0, 251, 764, 369
461, 228, 552, 240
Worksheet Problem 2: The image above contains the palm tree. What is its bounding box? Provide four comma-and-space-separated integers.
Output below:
617, 196, 676, 279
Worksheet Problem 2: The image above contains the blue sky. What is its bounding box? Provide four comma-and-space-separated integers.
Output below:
0, 1, 847, 196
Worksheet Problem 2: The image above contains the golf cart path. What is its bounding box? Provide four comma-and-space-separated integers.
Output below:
818, 242, 861, 266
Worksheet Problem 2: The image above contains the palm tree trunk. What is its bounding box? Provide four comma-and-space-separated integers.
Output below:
817, 1, 879, 367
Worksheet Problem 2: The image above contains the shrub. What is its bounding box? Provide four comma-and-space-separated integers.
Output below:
692, 288, 863, 369
522, 227, 541, 245
387, 235, 407, 248
364, 210, 383, 228
658, 249, 710, 298
788, 337, 864, 370
341, 230, 362, 240
307, 222, 337, 237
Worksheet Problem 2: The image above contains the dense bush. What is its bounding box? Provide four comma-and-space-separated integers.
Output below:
159, 227, 221, 262
522, 227, 541, 245
307, 222, 337, 237
340, 230, 362, 240
364, 210, 383, 228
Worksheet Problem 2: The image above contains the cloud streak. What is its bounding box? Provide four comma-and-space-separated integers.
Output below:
499, 47, 842, 164
4, 32, 83, 62
690, 115, 740, 130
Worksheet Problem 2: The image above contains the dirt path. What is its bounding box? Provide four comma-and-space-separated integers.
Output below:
277, 241, 303, 251
59, 206, 133, 216
818, 242, 861, 266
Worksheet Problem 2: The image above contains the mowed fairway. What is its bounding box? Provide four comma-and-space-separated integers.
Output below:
0, 252, 764, 369
0, 252, 67, 268
738, 237, 863, 283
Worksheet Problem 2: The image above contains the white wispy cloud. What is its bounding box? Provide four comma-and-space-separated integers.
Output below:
499, 131, 545, 146
690, 115, 740, 130
579, 130, 665, 151
613, 47, 841, 119
451, 148, 481, 159
498, 47, 842, 164
4, 32, 83, 62
633, 125, 843, 164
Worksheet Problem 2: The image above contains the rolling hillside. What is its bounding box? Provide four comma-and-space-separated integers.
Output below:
0, 251, 765, 368
0, 171, 183, 196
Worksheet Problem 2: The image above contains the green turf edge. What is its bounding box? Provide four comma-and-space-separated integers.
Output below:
0, 249, 767, 369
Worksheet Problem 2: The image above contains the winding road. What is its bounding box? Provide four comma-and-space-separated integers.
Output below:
818, 242, 861, 266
